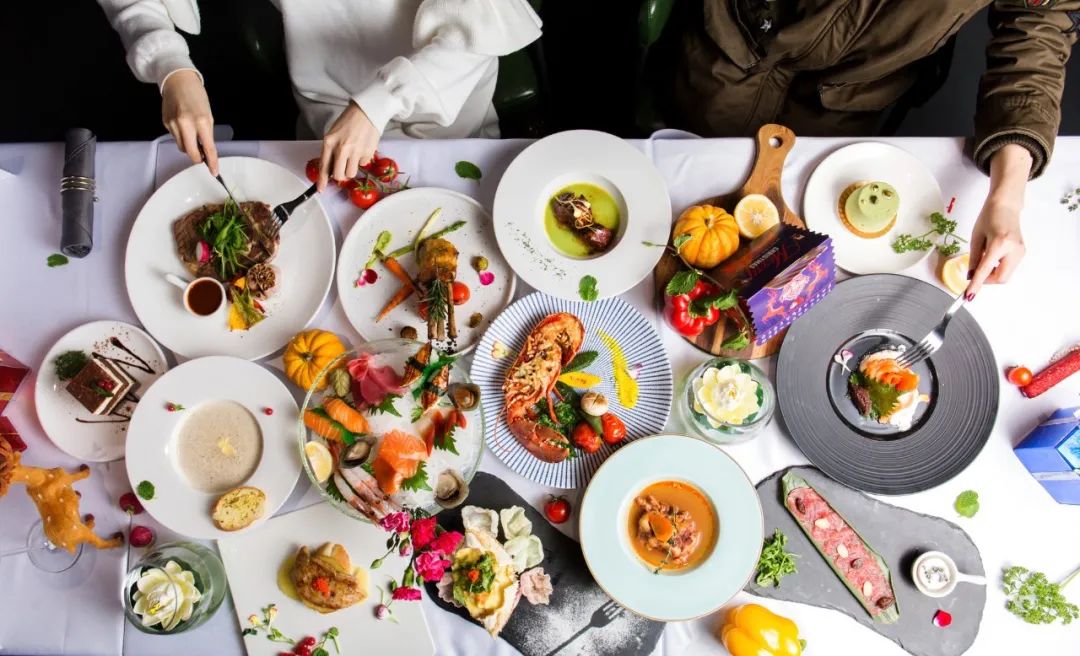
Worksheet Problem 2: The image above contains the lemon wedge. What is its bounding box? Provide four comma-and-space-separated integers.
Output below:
939, 252, 969, 296
734, 194, 780, 239
304, 441, 334, 484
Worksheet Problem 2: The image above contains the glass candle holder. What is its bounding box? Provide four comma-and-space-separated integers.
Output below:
680, 357, 775, 444
122, 541, 227, 634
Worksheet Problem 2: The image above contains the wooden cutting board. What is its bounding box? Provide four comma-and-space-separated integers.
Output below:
653, 123, 804, 359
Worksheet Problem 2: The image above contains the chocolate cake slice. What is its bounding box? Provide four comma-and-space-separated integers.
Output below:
65, 354, 137, 415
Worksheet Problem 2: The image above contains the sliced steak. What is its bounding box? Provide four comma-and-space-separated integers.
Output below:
172, 201, 277, 281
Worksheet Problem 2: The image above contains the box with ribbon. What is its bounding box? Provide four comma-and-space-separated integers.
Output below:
1014, 406, 1080, 505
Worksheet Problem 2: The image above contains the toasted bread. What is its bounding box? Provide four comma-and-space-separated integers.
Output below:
212, 486, 266, 531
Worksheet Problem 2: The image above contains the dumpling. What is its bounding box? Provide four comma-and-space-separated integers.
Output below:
461, 506, 499, 537
503, 534, 543, 573
499, 506, 533, 541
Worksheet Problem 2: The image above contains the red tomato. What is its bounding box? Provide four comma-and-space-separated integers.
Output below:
451, 281, 470, 305
571, 422, 602, 454
543, 495, 571, 524
349, 182, 380, 209
600, 413, 627, 445
335, 176, 355, 189
1007, 366, 1033, 387
370, 156, 399, 182
304, 158, 319, 183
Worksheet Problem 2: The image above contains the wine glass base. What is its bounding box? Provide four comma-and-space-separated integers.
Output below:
26, 519, 83, 573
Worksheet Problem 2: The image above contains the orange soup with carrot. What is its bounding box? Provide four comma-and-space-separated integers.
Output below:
627, 480, 717, 573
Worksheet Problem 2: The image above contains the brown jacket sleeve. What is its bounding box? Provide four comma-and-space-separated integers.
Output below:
973, 2, 1080, 178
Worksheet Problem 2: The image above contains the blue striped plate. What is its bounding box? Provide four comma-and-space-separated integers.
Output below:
471, 292, 673, 489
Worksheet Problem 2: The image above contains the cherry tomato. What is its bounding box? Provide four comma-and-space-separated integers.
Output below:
543, 495, 571, 524
336, 176, 355, 189
571, 422, 602, 454
418, 300, 430, 321
349, 181, 380, 209
1007, 366, 1033, 387
304, 158, 319, 183
451, 281, 470, 305
600, 413, 627, 445
370, 156, 399, 182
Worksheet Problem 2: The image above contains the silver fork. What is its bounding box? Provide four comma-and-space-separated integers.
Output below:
894, 294, 967, 369
269, 183, 318, 237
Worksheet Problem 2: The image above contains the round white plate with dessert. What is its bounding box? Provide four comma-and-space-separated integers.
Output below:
336, 187, 516, 354
803, 142, 943, 275
125, 156, 336, 361
35, 320, 168, 462
125, 356, 301, 539
493, 130, 672, 301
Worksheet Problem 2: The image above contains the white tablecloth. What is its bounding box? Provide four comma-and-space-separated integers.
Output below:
1, 133, 1077, 655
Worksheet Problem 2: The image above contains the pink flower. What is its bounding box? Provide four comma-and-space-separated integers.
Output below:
391, 586, 422, 602
415, 550, 451, 583
379, 511, 411, 534
399, 541, 413, 558
410, 516, 437, 550
427, 530, 463, 556
478, 271, 495, 286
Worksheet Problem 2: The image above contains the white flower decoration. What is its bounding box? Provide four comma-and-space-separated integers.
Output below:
692, 364, 760, 427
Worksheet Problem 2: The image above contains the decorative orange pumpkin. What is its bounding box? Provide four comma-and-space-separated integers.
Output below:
672, 205, 740, 268
283, 329, 347, 391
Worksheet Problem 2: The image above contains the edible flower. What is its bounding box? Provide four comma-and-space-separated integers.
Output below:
247, 614, 261, 627
379, 511, 412, 534
428, 530, 463, 556
692, 363, 760, 427
131, 560, 202, 632
415, 550, 452, 582
478, 271, 495, 286
410, 516, 438, 550
391, 586, 422, 601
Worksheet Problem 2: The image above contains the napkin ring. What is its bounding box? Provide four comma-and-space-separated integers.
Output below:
60, 175, 97, 200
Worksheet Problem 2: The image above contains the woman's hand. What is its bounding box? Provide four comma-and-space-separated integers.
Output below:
966, 143, 1032, 300
318, 102, 379, 192
162, 70, 217, 174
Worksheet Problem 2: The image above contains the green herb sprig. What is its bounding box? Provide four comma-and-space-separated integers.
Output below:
47, 253, 69, 268
954, 490, 980, 518
370, 394, 402, 418
755, 529, 799, 587
1002, 564, 1080, 625
54, 350, 89, 381
892, 211, 967, 257
849, 372, 901, 420
400, 460, 432, 492
199, 199, 250, 280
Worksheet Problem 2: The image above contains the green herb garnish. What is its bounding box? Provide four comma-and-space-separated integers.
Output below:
369, 394, 402, 418
54, 350, 89, 380
136, 480, 155, 501
384, 221, 466, 260
434, 421, 459, 455
665, 269, 699, 297
199, 199, 250, 279
230, 285, 266, 329
849, 372, 901, 420
755, 529, 799, 587
1003, 564, 1080, 625
689, 289, 739, 317
400, 460, 432, 492
361, 462, 375, 477
454, 161, 482, 181
578, 275, 599, 302
954, 490, 980, 518
563, 351, 598, 373
721, 331, 751, 351
410, 405, 425, 423
324, 476, 345, 502
426, 279, 449, 326
891, 211, 967, 257
47, 253, 69, 268
411, 354, 457, 400
309, 407, 359, 445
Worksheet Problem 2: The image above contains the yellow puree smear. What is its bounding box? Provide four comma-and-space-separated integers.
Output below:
597, 329, 638, 409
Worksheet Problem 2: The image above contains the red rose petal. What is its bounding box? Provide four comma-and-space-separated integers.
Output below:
933, 610, 952, 628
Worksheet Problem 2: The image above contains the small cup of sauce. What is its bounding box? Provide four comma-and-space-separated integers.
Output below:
912, 550, 987, 598
166, 274, 225, 317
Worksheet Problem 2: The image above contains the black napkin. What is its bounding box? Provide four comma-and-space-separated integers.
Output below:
60, 128, 96, 258
426, 472, 665, 656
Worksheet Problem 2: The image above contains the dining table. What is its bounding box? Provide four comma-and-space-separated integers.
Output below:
1, 131, 1077, 656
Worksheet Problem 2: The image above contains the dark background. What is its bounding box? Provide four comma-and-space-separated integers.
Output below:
1, 1, 1077, 143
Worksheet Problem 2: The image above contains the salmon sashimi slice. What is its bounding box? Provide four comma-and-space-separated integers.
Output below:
304, 409, 344, 442
323, 398, 369, 434
861, 358, 919, 392
371, 429, 428, 495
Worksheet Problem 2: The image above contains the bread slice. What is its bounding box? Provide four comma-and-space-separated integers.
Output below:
212, 486, 266, 531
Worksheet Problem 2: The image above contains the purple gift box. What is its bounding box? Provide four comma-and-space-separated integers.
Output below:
1014, 406, 1080, 505
712, 224, 836, 344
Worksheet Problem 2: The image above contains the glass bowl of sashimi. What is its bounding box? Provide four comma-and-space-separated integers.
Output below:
298, 338, 484, 522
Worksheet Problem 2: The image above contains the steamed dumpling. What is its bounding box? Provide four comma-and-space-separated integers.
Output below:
462, 506, 499, 538
503, 534, 544, 573
499, 506, 533, 541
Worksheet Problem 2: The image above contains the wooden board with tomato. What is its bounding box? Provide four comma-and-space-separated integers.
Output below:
653, 124, 805, 360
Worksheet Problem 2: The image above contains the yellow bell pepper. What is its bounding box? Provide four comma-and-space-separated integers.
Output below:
720, 604, 803, 656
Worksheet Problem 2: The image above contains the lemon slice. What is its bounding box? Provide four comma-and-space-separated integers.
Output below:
939, 252, 969, 296
734, 194, 780, 239
304, 440, 334, 484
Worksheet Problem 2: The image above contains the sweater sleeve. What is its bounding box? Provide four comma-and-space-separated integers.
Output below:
350, 0, 542, 134
972, 1, 1080, 179
96, 0, 201, 90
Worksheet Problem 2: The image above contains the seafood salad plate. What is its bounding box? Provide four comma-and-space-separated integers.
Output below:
299, 339, 484, 522
471, 292, 673, 489
336, 188, 516, 354
579, 434, 763, 621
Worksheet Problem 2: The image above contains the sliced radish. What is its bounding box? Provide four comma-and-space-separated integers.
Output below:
195, 240, 211, 263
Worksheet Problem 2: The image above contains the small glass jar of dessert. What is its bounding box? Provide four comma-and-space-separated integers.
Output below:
122, 541, 227, 634
680, 357, 774, 443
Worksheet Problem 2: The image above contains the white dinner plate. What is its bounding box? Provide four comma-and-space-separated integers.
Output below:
337, 187, 515, 354
219, 502, 434, 656
493, 130, 671, 301
35, 320, 168, 462
125, 157, 335, 360
803, 142, 943, 274
125, 356, 301, 539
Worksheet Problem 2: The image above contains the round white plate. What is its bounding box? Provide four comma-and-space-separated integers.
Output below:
579, 434, 763, 621
471, 292, 673, 489
337, 188, 515, 354
125, 356, 301, 539
35, 321, 168, 462
804, 142, 943, 274
493, 130, 671, 301
125, 157, 335, 360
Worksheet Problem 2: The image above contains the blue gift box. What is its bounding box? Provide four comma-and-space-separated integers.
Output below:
1014, 407, 1080, 505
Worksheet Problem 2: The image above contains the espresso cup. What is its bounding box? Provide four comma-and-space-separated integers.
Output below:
165, 274, 226, 317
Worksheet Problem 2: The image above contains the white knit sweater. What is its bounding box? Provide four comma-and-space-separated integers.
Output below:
96, 0, 542, 138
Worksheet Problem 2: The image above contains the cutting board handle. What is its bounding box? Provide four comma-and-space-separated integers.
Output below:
740, 124, 803, 228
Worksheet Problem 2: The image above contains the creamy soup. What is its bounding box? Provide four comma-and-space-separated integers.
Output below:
627, 480, 718, 573
175, 400, 262, 493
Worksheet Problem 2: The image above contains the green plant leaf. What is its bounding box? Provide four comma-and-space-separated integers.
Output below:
672, 233, 693, 250
136, 480, 155, 501
454, 161, 482, 180
563, 351, 598, 373
370, 394, 402, 418
721, 331, 750, 351
47, 253, 69, 267
665, 270, 699, 297
579, 275, 599, 302
400, 461, 432, 492
954, 490, 980, 518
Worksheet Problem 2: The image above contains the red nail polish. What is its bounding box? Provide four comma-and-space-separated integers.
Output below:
966, 270, 973, 280
964, 292, 975, 302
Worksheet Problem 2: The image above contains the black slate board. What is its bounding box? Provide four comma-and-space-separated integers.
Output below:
747, 466, 986, 656
425, 472, 665, 656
